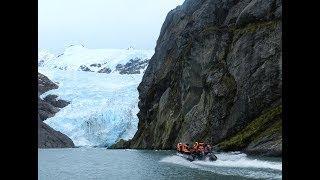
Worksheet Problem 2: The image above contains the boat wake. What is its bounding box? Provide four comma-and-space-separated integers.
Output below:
160, 152, 282, 179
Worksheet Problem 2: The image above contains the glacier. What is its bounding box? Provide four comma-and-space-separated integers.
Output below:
39, 45, 154, 147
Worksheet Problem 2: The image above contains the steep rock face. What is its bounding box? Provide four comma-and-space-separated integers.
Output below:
38, 73, 70, 121
38, 97, 59, 121
38, 73, 74, 148
128, 0, 282, 155
38, 119, 75, 148
38, 72, 58, 95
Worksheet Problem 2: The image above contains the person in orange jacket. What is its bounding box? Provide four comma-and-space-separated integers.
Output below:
192, 142, 199, 153
177, 143, 182, 152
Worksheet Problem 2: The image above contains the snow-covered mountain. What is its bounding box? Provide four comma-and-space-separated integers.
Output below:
38, 49, 56, 67
38, 45, 154, 147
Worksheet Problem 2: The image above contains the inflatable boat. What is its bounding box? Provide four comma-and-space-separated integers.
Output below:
176, 142, 217, 161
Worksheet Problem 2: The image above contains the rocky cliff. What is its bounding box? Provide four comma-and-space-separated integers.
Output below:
38, 73, 75, 148
121, 0, 282, 156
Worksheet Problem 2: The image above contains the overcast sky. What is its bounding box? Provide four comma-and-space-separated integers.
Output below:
38, 0, 184, 54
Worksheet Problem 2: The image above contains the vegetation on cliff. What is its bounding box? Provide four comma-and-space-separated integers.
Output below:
217, 105, 282, 156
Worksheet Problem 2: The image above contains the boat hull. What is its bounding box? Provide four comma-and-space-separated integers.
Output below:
177, 152, 217, 161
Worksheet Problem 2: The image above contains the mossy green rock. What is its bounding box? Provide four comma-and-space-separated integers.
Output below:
217, 105, 282, 156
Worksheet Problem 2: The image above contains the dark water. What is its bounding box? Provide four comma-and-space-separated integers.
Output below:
38, 148, 282, 180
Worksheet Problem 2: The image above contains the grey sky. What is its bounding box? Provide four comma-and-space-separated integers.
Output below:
38, 0, 184, 54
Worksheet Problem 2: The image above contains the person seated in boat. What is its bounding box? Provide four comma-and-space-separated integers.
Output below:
207, 144, 212, 151
192, 142, 199, 152
176, 143, 182, 152
181, 144, 191, 154
204, 144, 211, 154
198, 144, 205, 154
192, 142, 203, 155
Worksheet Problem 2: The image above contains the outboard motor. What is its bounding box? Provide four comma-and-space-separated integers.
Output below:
209, 153, 217, 161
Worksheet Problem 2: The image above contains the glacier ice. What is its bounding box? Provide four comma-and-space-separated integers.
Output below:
39, 45, 154, 147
